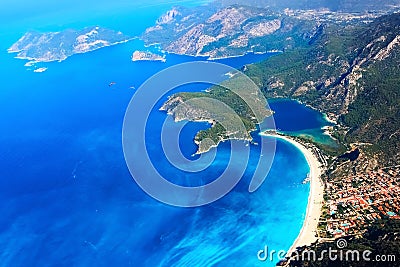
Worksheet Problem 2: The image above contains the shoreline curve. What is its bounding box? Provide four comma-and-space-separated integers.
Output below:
260, 132, 324, 256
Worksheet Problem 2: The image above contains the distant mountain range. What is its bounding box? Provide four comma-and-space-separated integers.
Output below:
142, 5, 323, 59
141, 3, 399, 60
215, 0, 400, 12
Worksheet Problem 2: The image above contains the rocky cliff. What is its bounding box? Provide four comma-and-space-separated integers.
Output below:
142, 5, 321, 59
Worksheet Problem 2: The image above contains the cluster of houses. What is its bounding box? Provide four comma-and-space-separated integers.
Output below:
321, 165, 400, 238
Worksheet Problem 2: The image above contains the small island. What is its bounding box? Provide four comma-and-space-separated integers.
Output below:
131, 50, 166, 62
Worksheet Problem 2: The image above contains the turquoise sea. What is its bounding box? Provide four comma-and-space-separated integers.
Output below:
0, 1, 332, 266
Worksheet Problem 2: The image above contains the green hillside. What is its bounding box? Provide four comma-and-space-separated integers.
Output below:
246, 13, 400, 163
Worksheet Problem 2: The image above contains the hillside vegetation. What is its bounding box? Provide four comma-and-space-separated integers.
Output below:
246, 13, 400, 163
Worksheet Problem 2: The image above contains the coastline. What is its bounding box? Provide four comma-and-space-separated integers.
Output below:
142, 41, 280, 61
260, 133, 324, 255
9, 38, 135, 64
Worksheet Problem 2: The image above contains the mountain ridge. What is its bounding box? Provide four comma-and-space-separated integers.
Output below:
142, 5, 324, 59
245, 12, 400, 162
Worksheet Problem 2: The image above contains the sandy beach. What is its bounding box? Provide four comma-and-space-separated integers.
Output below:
260, 133, 324, 254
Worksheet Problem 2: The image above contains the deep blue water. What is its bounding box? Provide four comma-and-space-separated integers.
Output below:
0, 2, 329, 266
269, 99, 337, 146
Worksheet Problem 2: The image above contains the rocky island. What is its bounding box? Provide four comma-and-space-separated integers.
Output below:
8, 26, 131, 65
131, 50, 166, 62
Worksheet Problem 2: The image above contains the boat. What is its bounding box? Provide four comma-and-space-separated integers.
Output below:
302, 173, 311, 184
